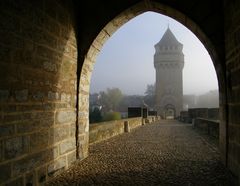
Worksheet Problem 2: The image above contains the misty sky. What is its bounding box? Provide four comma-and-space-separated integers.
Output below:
90, 12, 218, 96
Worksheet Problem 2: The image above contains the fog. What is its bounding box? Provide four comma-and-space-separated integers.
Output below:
90, 12, 218, 96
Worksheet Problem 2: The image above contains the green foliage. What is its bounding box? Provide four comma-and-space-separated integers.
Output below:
89, 108, 102, 123
99, 88, 123, 111
102, 112, 121, 121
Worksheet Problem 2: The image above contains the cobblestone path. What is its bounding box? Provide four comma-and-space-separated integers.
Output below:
46, 120, 234, 186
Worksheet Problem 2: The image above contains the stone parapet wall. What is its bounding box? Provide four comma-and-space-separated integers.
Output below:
181, 108, 219, 123
207, 108, 219, 120
127, 117, 144, 129
89, 120, 124, 144
144, 116, 160, 124
188, 108, 209, 119
193, 118, 219, 138
89, 117, 158, 144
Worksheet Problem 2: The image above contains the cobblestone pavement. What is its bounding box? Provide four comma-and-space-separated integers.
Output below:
46, 120, 235, 186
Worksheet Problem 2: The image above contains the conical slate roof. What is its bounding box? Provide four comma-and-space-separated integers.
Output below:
156, 28, 182, 47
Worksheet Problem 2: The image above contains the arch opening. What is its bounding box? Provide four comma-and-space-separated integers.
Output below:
164, 104, 176, 119
77, 0, 226, 168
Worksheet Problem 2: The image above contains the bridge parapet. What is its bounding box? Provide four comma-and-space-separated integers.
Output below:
180, 108, 219, 138
180, 108, 219, 123
193, 118, 219, 138
89, 116, 160, 144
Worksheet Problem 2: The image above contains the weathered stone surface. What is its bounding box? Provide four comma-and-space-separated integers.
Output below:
32, 91, 44, 101
17, 119, 53, 134
0, 105, 16, 113
2, 113, 36, 124
15, 89, 28, 102
31, 111, 54, 120
37, 166, 47, 184
30, 130, 49, 152
128, 117, 143, 129
25, 172, 35, 186
50, 126, 69, 143
78, 142, 88, 160
89, 118, 143, 144
5, 177, 24, 186
67, 150, 76, 166
59, 138, 75, 155
0, 124, 15, 138
48, 156, 66, 177
0, 90, 9, 102
56, 110, 76, 124
60, 93, 71, 102
0, 1, 78, 185
12, 149, 52, 176
4, 136, 29, 159
0, 141, 3, 161
0, 163, 11, 184
43, 61, 57, 72
48, 91, 59, 100
69, 124, 75, 137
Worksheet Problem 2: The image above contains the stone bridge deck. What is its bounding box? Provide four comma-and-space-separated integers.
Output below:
46, 120, 234, 186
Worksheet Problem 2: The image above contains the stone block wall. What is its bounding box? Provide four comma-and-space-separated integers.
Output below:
128, 117, 144, 129
179, 111, 190, 122
89, 120, 124, 144
187, 108, 219, 120
89, 117, 143, 144
224, 0, 240, 181
0, 1, 78, 185
208, 108, 219, 120
193, 118, 219, 138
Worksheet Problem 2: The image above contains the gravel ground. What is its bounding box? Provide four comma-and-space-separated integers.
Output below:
46, 120, 235, 186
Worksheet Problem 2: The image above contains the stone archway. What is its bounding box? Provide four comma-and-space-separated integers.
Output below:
164, 104, 176, 119
77, 1, 226, 164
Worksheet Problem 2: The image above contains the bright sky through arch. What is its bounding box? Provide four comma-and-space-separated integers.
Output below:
90, 12, 218, 95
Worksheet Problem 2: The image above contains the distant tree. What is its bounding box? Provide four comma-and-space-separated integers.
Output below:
99, 88, 123, 112
99, 91, 111, 111
144, 84, 155, 108
107, 88, 123, 111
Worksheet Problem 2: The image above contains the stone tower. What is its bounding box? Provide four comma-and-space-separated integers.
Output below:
154, 27, 184, 118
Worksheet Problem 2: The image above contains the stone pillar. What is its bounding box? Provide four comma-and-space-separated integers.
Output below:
124, 121, 130, 133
